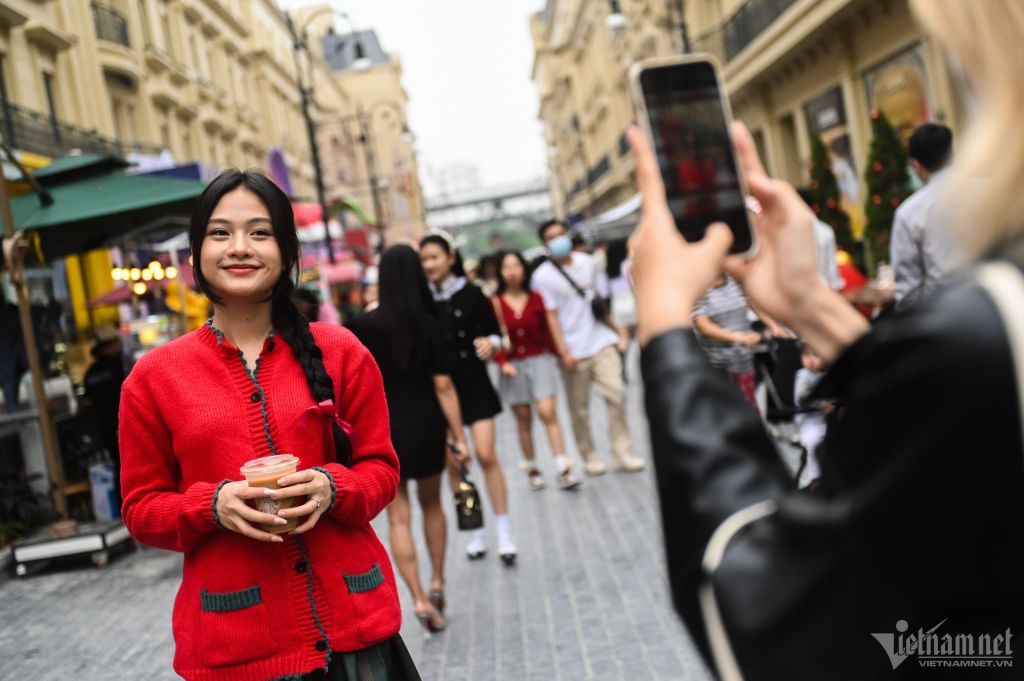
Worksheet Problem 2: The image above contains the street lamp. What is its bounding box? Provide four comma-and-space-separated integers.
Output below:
286, 8, 370, 264
607, 0, 627, 30
335, 99, 412, 249
672, 0, 692, 52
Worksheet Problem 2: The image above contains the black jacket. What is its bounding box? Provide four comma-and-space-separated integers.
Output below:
435, 282, 500, 383
641, 267, 1024, 680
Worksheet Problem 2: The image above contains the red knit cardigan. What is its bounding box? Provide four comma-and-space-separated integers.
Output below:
119, 322, 401, 681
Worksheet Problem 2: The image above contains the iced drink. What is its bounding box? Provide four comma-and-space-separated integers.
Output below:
240, 454, 301, 534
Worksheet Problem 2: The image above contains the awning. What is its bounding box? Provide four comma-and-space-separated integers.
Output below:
577, 193, 641, 241
3, 161, 206, 260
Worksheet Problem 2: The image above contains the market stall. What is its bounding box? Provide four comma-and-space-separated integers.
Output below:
1, 147, 206, 574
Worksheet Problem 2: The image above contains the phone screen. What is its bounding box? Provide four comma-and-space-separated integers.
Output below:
640, 61, 753, 253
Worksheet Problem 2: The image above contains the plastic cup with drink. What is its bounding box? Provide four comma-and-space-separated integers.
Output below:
240, 454, 302, 534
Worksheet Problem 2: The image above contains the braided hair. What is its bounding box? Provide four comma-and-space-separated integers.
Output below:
189, 169, 353, 465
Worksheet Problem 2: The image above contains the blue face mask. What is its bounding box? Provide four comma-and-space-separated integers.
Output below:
547, 235, 573, 259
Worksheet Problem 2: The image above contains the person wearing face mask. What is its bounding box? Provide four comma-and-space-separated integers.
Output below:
531, 220, 643, 476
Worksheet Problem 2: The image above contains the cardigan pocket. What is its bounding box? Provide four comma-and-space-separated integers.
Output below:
198, 585, 279, 668
342, 563, 400, 643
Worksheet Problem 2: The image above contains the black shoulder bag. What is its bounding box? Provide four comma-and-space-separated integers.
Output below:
550, 261, 612, 326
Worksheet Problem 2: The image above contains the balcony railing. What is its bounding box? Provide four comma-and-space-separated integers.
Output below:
722, 0, 797, 61
0, 99, 161, 160
92, 3, 130, 48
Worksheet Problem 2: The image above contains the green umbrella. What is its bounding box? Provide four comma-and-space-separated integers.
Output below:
2, 155, 206, 260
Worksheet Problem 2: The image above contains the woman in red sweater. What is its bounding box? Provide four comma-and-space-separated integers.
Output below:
119, 169, 418, 681
492, 251, 581, 491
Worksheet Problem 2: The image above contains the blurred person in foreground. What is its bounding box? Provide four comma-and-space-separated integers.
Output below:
891, 122, 961, 308
629, 1, 1024, 677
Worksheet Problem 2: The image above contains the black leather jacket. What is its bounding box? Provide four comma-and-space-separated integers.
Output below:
641, 267, 1024, 680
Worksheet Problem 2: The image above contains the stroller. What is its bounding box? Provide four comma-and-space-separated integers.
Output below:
751, 334, 818, 485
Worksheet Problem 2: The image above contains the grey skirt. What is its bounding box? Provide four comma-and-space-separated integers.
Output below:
499, 353, 560, 407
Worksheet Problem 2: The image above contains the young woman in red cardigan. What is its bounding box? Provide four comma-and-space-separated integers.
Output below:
492, 251, 581, 492
119, 169, 419, 681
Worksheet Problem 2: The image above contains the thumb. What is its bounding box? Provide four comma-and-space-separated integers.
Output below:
699, 223, 734, 261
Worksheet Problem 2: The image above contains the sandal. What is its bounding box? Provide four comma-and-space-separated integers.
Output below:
429, 589, 445, 613
527, 468, 545, 491
415, 603, 447, 633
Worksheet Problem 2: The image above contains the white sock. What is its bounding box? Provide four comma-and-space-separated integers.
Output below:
495, 514, 511, 538
554, 455, 570, 473
469, 528, 485, 544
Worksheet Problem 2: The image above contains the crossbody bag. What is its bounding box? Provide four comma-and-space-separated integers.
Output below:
550, 261, 611, 326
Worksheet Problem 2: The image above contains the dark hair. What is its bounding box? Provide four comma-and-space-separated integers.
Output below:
189, 168, 352, 464
605, 239, 629, 279
292, 287, 320, 323
376, 244, 438, 369
907, 123, 953, 173
420, 233, 465, 276
495, 250, 531, 295
537, 219, 565, 242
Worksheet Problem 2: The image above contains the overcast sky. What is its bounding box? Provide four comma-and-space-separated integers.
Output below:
279, 0, 549, 196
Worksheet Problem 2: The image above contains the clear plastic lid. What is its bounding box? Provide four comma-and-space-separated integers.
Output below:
239, 454, 299, 480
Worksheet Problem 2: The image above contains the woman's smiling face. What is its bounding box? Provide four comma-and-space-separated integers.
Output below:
199, 188, 282, 304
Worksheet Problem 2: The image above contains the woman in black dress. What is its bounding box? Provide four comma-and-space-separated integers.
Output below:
419, 234, 518, 564
347, 245, 470, 632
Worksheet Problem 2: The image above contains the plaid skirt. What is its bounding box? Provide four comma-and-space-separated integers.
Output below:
300, 635, 420, 681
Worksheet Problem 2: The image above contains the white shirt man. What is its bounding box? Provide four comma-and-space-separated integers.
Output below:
813, 218, 844, 291
531, 221, 643, 475
532, 254, 619, 361
890, 169, 960, 306
891, 123, 961, 308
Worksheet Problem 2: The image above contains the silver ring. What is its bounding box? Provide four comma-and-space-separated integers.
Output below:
314, 498, 322, 510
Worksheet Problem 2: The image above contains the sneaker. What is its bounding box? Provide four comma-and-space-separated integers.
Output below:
465, 532, 486, 560
557, 466, 581, 490
527, 469, 545, 491
497, 533, 517, 566
583, 458, 607, 476
612, 453, 645, 472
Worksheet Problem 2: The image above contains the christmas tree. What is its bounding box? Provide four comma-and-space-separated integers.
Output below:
862, 111, 912, 275
808, 133, 856, 253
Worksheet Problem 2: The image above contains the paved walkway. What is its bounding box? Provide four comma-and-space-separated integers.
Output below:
0, 348, 713, 680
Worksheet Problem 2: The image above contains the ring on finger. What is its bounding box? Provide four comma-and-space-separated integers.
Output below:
314, 497, 322, 511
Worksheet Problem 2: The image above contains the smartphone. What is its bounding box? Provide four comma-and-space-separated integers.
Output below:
630, 55, 757, 257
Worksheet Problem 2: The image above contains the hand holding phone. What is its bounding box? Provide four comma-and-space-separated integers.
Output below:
626, 126, 735, 346
630, 56, 756, 257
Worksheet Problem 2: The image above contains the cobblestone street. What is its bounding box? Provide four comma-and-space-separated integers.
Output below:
1, 351, 713, 680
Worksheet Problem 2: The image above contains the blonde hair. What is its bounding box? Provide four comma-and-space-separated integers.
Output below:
911, 0, 1024, 257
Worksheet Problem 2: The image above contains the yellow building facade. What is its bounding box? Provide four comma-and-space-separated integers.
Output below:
1, 0, 355, 332
532, 0, 684, 219
532, 0, 964, 230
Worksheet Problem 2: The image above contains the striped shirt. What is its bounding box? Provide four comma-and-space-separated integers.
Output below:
692, 276, 755, 373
